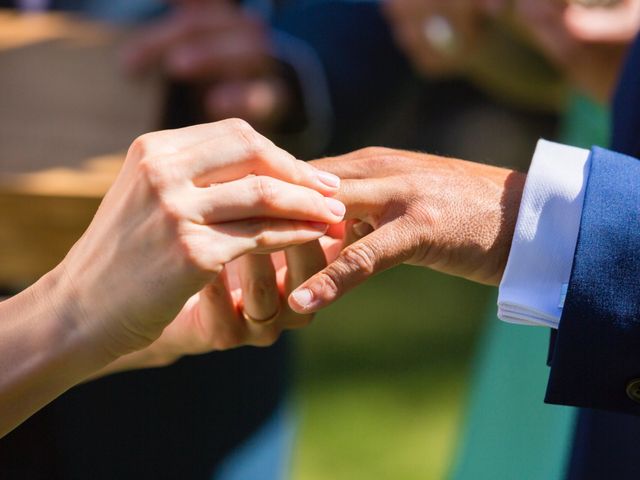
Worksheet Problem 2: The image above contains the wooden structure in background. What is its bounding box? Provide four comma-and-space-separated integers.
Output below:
0, 11, 161, 287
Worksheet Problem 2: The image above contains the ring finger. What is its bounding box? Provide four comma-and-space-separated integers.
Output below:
238, 253, 281, 324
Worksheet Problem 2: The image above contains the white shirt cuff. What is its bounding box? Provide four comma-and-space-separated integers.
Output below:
497, 139, 591, 328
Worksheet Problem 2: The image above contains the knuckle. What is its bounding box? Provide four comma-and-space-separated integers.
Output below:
176, 235, 224, 274
353, 147, 397, 170
231, 119, 272, 164
245, 276, 277, 300
225, 117, 253, 134
341, 242, 377, 275
137, 156, 176, 195
158, 194, 183, 222
356, 146, 395, 159
314, 269, 341, 300
290, 159, 309, 184
251, 219, 274, 248
128, 133, 157, 161
202, 278, 228, 300
227, 118, 261, 152
253, 176, 278, 209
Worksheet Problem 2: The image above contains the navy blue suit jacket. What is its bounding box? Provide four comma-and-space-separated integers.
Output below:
546, 36, 640, 415
543, 36, 640, 480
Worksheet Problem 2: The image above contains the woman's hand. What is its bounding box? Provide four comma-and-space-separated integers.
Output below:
0, 118, 344, 437
56, 118, 344, 363
94, 237, 343, 375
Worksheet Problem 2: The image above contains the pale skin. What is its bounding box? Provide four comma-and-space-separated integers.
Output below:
0, 119, 345, 438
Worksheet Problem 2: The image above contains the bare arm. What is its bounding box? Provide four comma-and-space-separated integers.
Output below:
0, 119, 344, 437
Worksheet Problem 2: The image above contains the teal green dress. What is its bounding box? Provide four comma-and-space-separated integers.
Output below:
449, 93, 610, 480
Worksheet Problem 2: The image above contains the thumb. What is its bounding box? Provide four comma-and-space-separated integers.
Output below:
288, 217, 413, 313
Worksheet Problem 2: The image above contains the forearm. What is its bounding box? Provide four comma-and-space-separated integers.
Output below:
86, 340, 175, 381
0, 267, 113, 437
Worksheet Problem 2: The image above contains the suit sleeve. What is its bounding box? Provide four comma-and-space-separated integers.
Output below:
545, 146, 640, 415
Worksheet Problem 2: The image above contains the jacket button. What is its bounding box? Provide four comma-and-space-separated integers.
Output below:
626, 379, 640, 403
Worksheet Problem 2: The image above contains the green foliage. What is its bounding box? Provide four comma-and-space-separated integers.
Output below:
291, 265, 493, 480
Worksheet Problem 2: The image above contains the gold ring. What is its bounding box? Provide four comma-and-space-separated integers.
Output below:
242, 304, 281, 325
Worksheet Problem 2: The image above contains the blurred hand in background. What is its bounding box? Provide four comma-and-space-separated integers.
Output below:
504, 0, 640, 101
122, 0, 293, 131
384, 0, 640, 104
382, 0, 487, 77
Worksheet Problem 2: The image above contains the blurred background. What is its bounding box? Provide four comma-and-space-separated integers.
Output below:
292, 267, 491, 479
1, 0, 639, 479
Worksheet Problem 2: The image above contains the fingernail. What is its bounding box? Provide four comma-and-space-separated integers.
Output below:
325, 197, 346, 217
316, 171, 340, 189
291, 288, 314, 309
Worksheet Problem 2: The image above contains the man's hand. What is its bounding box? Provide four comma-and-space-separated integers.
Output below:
288, 147, 526, 313
122, 2, 292, 130
383, 0, 487, 77
511, 0, 640, 101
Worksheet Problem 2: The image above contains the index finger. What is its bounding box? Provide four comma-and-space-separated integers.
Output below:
172, 120, 342, 195
136, 120, 341, 196
288, 218, 413, 313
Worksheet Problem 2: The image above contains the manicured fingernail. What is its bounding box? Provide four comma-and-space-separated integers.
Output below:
291, 288, 314, 309
325, 197, 346, 217
316, 171, 340, 189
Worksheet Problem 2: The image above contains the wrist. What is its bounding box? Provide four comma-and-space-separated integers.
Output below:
490, 169, 527, 285
0, 267, 118, 436
36, 266, 120, 374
